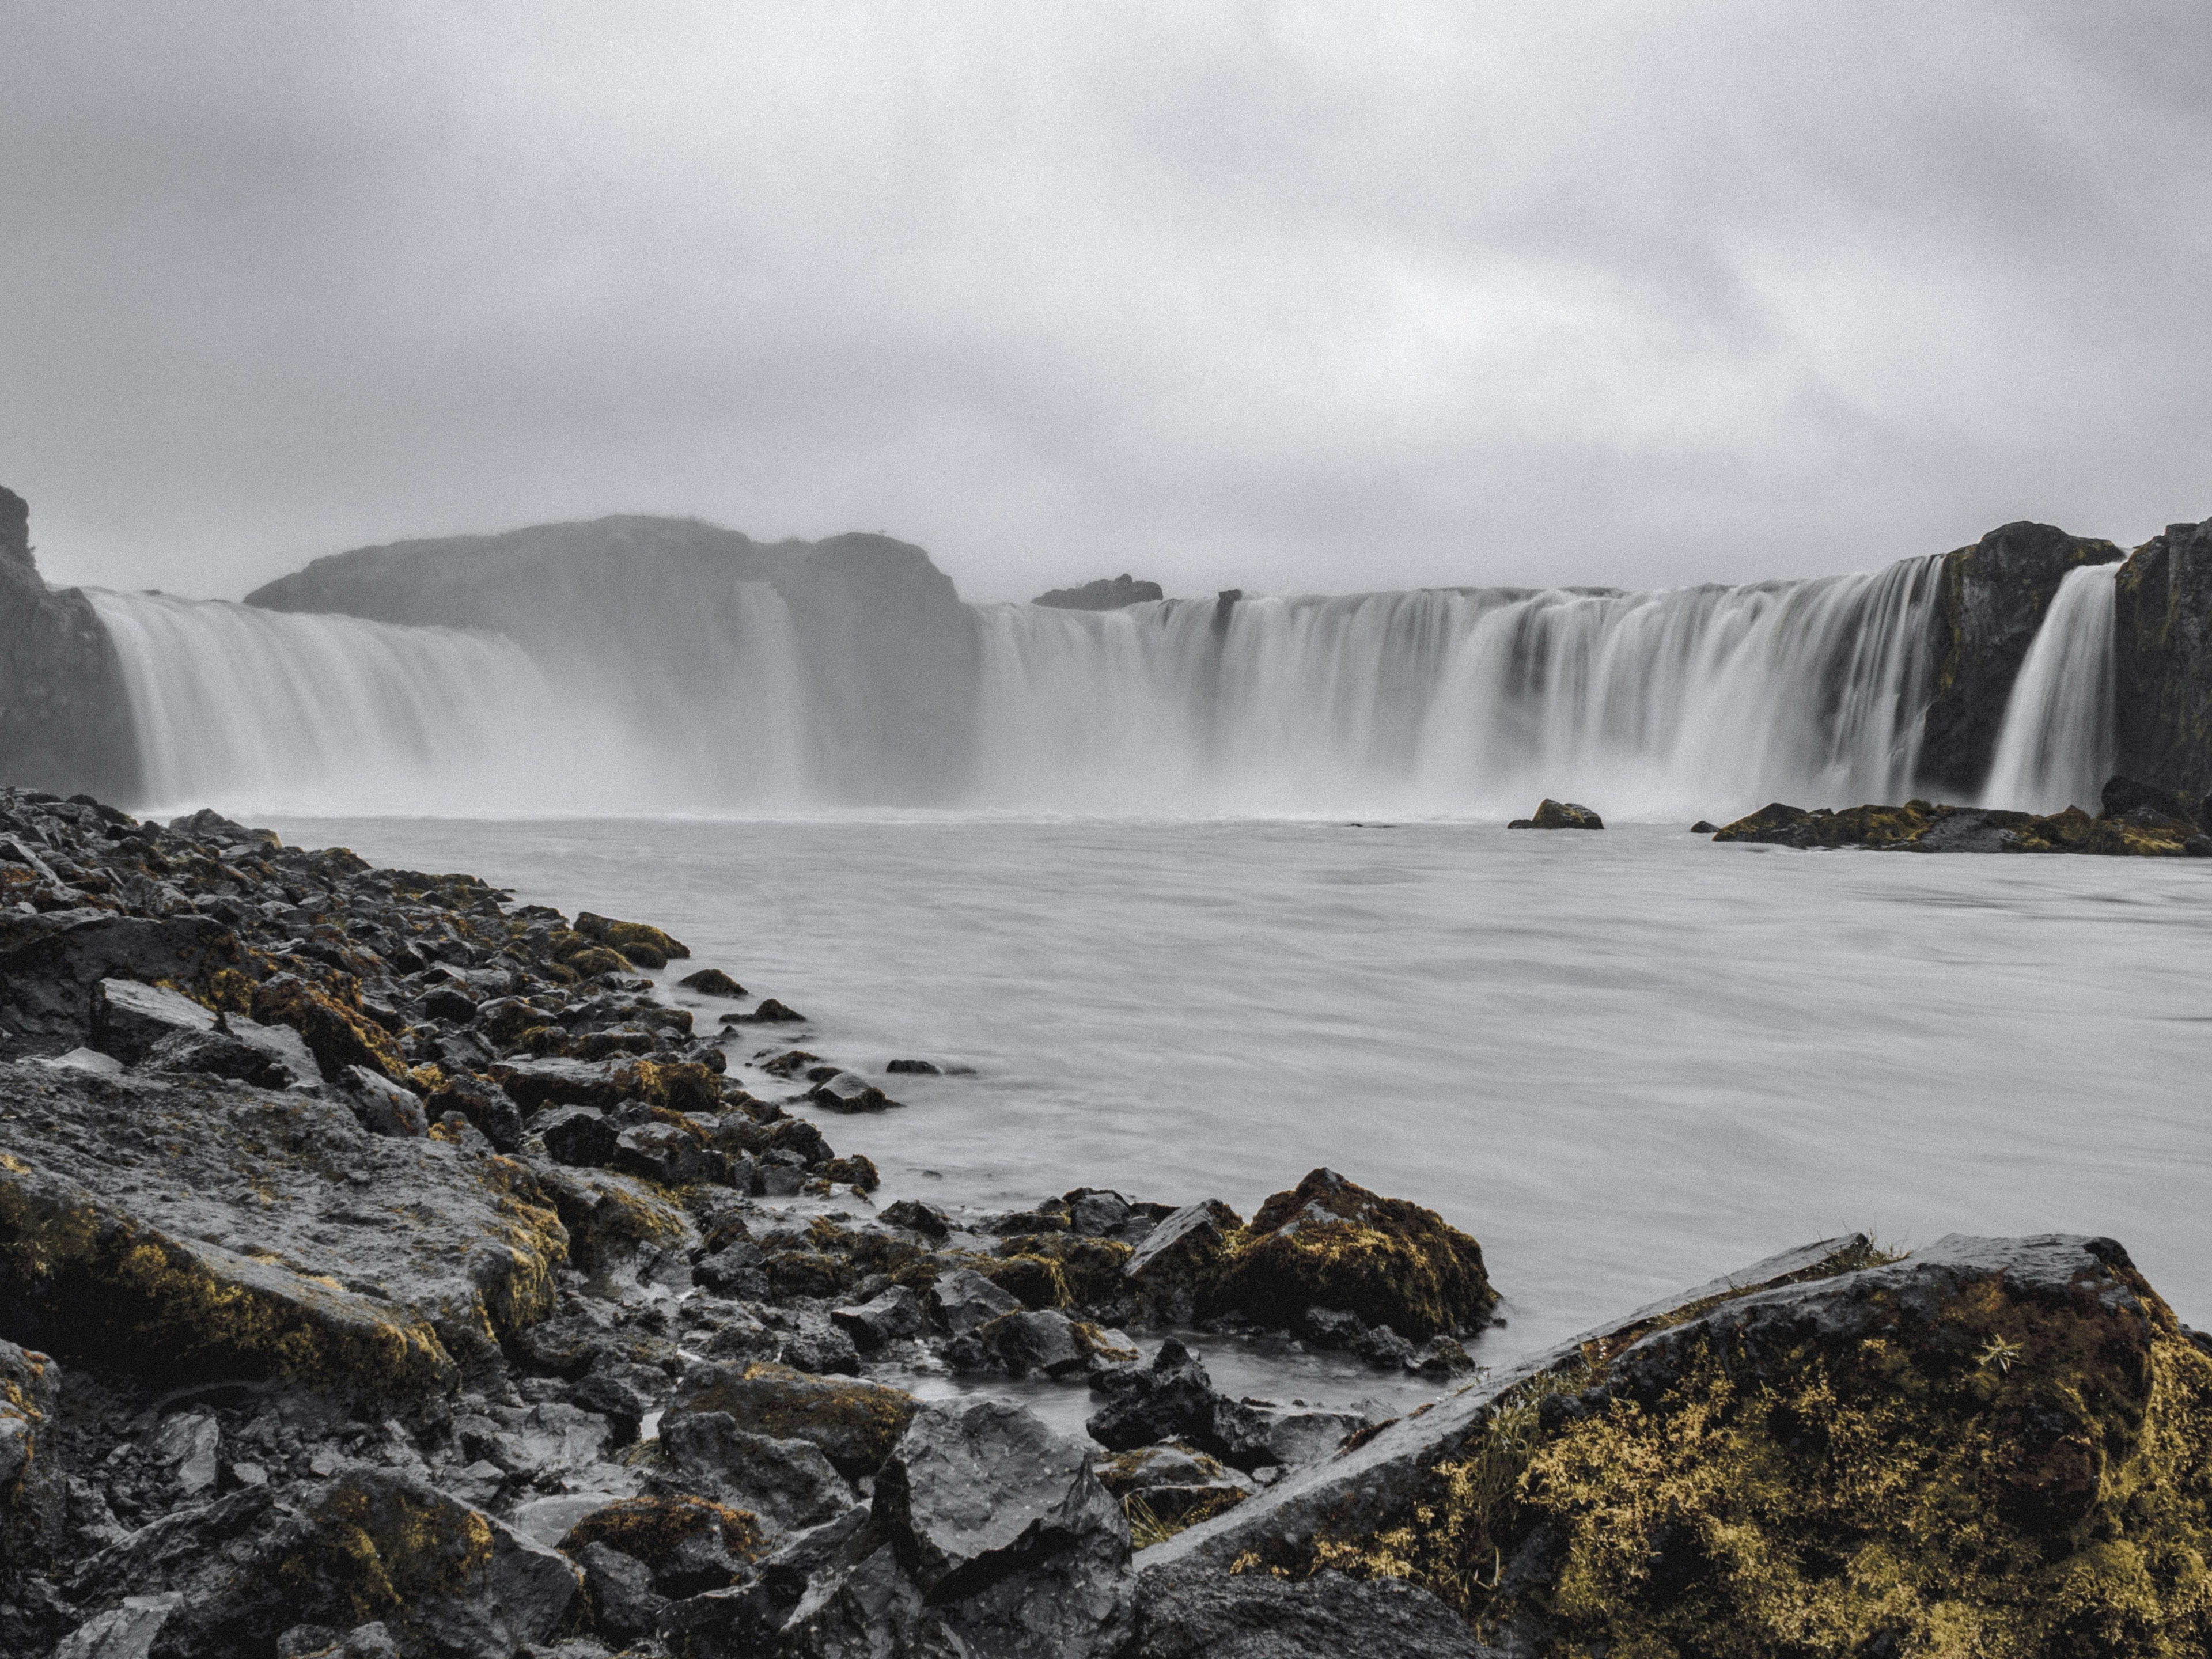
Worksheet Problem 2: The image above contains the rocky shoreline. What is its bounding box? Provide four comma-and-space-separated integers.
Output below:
3, 789, 2210, 1657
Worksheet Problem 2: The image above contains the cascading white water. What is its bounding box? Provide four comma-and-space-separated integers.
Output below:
88, 590, 626, 816
971, 558, 1945, 820
90, 583, 819, 817
1980, 563, 2119, 815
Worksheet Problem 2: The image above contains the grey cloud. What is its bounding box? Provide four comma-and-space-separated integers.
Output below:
3, 1, 2207, 603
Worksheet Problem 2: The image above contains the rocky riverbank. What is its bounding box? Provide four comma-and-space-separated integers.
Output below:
1707, 774, 2212, 855
2, 788, 2210, 1658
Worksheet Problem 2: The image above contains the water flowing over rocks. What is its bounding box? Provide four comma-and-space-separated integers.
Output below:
1918, 521, 2126, 795
2, 786, 2211, 1656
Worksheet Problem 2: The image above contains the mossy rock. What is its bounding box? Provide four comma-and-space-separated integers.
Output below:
575, 912, 691, 970
1237, 1234, 2212, 1659
983, 1253, 1074, 1311
1205, 1168, 1495, 1341
672, 1362, 918, 1478
994, 1232, 1134, 1306
556, 1493, 764, 1573
250, 972, 411, 1084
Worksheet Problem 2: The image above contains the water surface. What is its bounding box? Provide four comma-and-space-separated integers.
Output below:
266, 815, 2212, 1360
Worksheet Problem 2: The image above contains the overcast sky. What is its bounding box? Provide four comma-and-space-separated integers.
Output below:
6, 3, 2208, 602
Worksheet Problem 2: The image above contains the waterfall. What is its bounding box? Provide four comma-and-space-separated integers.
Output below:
86, 554, 2028, 822
971, 557, 1944, 820
1980, 563, 2119, 815
88, 590, 620, 816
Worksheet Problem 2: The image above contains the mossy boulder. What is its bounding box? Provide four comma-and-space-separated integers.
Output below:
1204, 1168, 1495, 1341
1921, 520, 2126, 794
574, 911, 691, 970
68, 1467, 581, 1657
1508, 799, 1604, 830
1156, 1233, 2212, 1659
671, 1361, 919, 1478
0, 1339, 62, 1571
557, 1494, 764, 1594
251, 971, 412, 1085
1713, 797, 2212, 858
0, 1066, 571, 1400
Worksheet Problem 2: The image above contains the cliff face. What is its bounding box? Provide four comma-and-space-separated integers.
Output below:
2113, 517, 2212, 797
1915, 521, 2124, 796
245, 516, 980, 803
0, 488, 139, 800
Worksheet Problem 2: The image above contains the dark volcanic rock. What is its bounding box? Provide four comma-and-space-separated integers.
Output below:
1507, 798, 1604, 830
1149, 1233, 2212, 1659
0, 1340, 63, 1571
1206, 1166, 1496, 1341
0, 912, 244, 1058
1032, 573, 1165, 611
1132, 1562, 1491, 1658
1919, 520, 2126, 794
669, 1363, 919, 1479
1087, 1339, 1274, 1472
658, 1413, 854, 1533
677, 967, 747, 997
2113, 522, 2212, 797
0, 486, 139, 801
0, 1063, 567, 1399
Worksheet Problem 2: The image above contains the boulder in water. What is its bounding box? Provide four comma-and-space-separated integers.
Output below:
1690, 819, 1719, 834
676, 966, 745, 997
574, 910, 690, 968
1205, 1166, 1497, 1340
1507, 799, 1603, 830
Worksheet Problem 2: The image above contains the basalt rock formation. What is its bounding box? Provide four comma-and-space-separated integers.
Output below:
1033, 574, 1165, 611
0, 488, 138, 801
244, 515, 981, 805
2114, 517, 2212, 798
1916, 520, 2126, 795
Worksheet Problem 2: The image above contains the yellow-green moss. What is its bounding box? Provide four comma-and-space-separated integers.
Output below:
558, 1494, 764, 1567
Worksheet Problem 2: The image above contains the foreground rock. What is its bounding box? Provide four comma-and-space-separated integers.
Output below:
1712, 786, 2212, 855
1147, 1233, 2212, 1658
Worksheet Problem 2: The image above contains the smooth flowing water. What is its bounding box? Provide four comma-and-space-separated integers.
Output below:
260, 813, 2212, 1365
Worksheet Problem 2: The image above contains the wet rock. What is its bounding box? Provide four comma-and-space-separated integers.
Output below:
1122, 1200, 1240, 1324
1711, 796, 2212, 857
139, 1023, 307, 1090
70, 1467, 581, 1658
0, 912, 243, 1056
2100, 773, 2204, 826
539, 1103, 620, 1167
928, 1266, 1024, 1335
1149, 1232, 2212, 1658
670, 1363, 919, 1479
1207, 1167, 1495, 1340
659, 1414, 855, 1533
150, 1410, 221, 1495
613, 1120, 725, 1186
781, 1315, 862, 1377
879, 1198, 952, 1238
48, 1593, 187, 1659
694, 1238, 769, 1298
1507, 798, 1603, 830
808, 1072, 900, 1113
1087, 1340, 1274, 1472
734, 997, 806, 1025
1131, 1562, 1490, 1658
677, 967, 747, 997
830, 1285, 926, 1351
1689, 820, 1719, 834
0, 1340, 63, 1569
870, 1397, 1132, 1656
411, 984, 479, 1025
0, 1066, 566, 1399
88, 976, 223, 1064
344, 1065, 428, 1137
574, 911, 691, 969
884, 1058, 940, 1074
559, 1494, 763, 1597
251, 973, 414, 1085
419, 1070, 524, 1153
577, 1540, 666, 1639
1066, 1188, 1132, 1237
962, 1309, 1140, 1380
